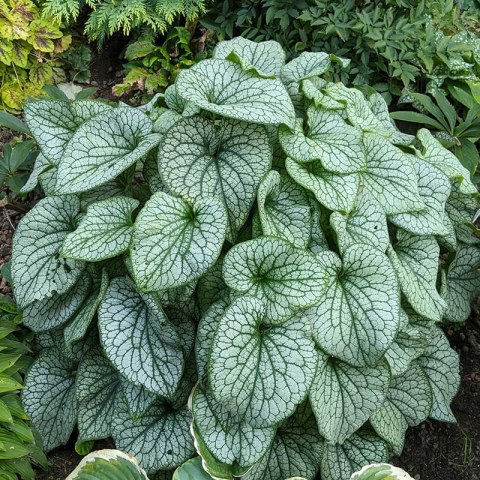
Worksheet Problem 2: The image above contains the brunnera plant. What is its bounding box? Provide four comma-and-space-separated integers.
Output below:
12, 37, 480, 480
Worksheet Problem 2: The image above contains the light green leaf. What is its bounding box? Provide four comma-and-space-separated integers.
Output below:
308, 246, 400, 366
370, 363, 432, 454
176, 59, 295, 127
442, 244, 480, 322
257, 171, 311, 248
301, 78, 344, 110
281, 52, 332, 83
19, 153, 52, 194
350, 464, 414, 480
121, 379, 158, 420
196, 258, 229, 315
56, 108, 161, 194
209, 296, 317, 427
112, 395, 194, 473
388, 231, 446, 322
310, 352, 390, 443
11, 195, 85, 308
279, 108, 365, 173
98, 276, 184, 398
22, 347, 76, 452
330, 192, 389, 254
158, 117, 271, 240
24, 100, 111, 164
131, 192, 227, 292
62, 196, 139, 261
223, 237, 328, 322
309, 198, 329, 255
173, 457, 213, 480
213, 37, 285, 78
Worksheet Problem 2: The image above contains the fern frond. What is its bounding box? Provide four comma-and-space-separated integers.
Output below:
41, 0, 83, 22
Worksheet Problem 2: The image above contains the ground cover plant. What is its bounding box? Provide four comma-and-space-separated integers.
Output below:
11, 37, 480, 480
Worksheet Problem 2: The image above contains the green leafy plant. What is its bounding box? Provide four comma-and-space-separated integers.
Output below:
351, 464, 413, 480
0, 298, 48, 479
12, 37, 480, 480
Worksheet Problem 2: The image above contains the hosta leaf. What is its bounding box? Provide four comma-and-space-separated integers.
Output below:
257, 171, 311, 248
388, 232, 446, 322
321, 432, 388, 480
389, 157, 451, 236
98, 276, 184, 397
159, 117, 270, 240
112, 395, 194, 473
279, 108, 365, 173
62, 196, 139, 261
121, 380, 158, 420
176, 59, 295, 127
281, 52, 332, 83
22, 347, 76, 451
209, 296, 317, 427
308, 246, 400, 366
24, 100, 111, 164
370, 363, 432, 454
22, 274, 91, 332
286, 157, 359, 212
11, 195, 85, 308
351, 464, 414, 480
213, 37, 285, 77
192, 386, 275, 467
56, 108, 161, 194
417, 129, 476, 195
172, 457, 213, 480
131, 192, 227, 291
76, 347, 121, 442
330, 192, 389, 254
310, 352, 390, 443
442, 244, 480, 322
417, 327, 459, 422
223, 237, 327, 322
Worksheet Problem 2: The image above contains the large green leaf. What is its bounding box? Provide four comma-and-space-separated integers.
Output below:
158, 117, 270, 240
11, 195, 85, 308
370, 363, 432, 454
62, 196, 139, 261
310, 352, 390, 443
308, 246, 400, 366
131, 192, 227, 292
209, 296, 317, 427
281, 52, 335, 83
98, 276, 184, 398
176, 59, 295, 127
173, 457, 213, 480
22, 347, 77, 451
223, 237, 327, 322
388, 232, 446, 322
56, 108, 161, 194
257, 171, 311, 248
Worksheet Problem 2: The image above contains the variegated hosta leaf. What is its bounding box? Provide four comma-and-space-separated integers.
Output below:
132, 192, 227, 292
176, 59, 295, 127
286, 157, 359, 213
388, 232, 446, 322
223, 237, 328, 322
310, 352, 390, 443
279, 108, 365, 173
191, 386, 276, 468
56, 108, 161, 194
76, 347, 121, 442
257, 171, 311, 248
11, 195, 85, 308
330, 192, 389, 254
213, 37, 285, 78
209, 296, 317, 428
281, 52, 333, 84
361, 134, 424, 215
308, 246, 400, 366
172, 457, 214, 480
370, 363, 432, 454
22, 274, 91, 332
351, 463, 414, 480
389, 157, 451, 236
112, 395, 194, 473
244, 402, 323, 480
121, 380, 158, 420
321, 432, 388, 480
22, 347, 77, 452
98, 276, 184, 398
24, 99, 111, 164
417, 327, 459, 422
158, 117, 270, 240
442, 244, 480, 322
62, 196, 139, 261
417, 129, 476, 195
